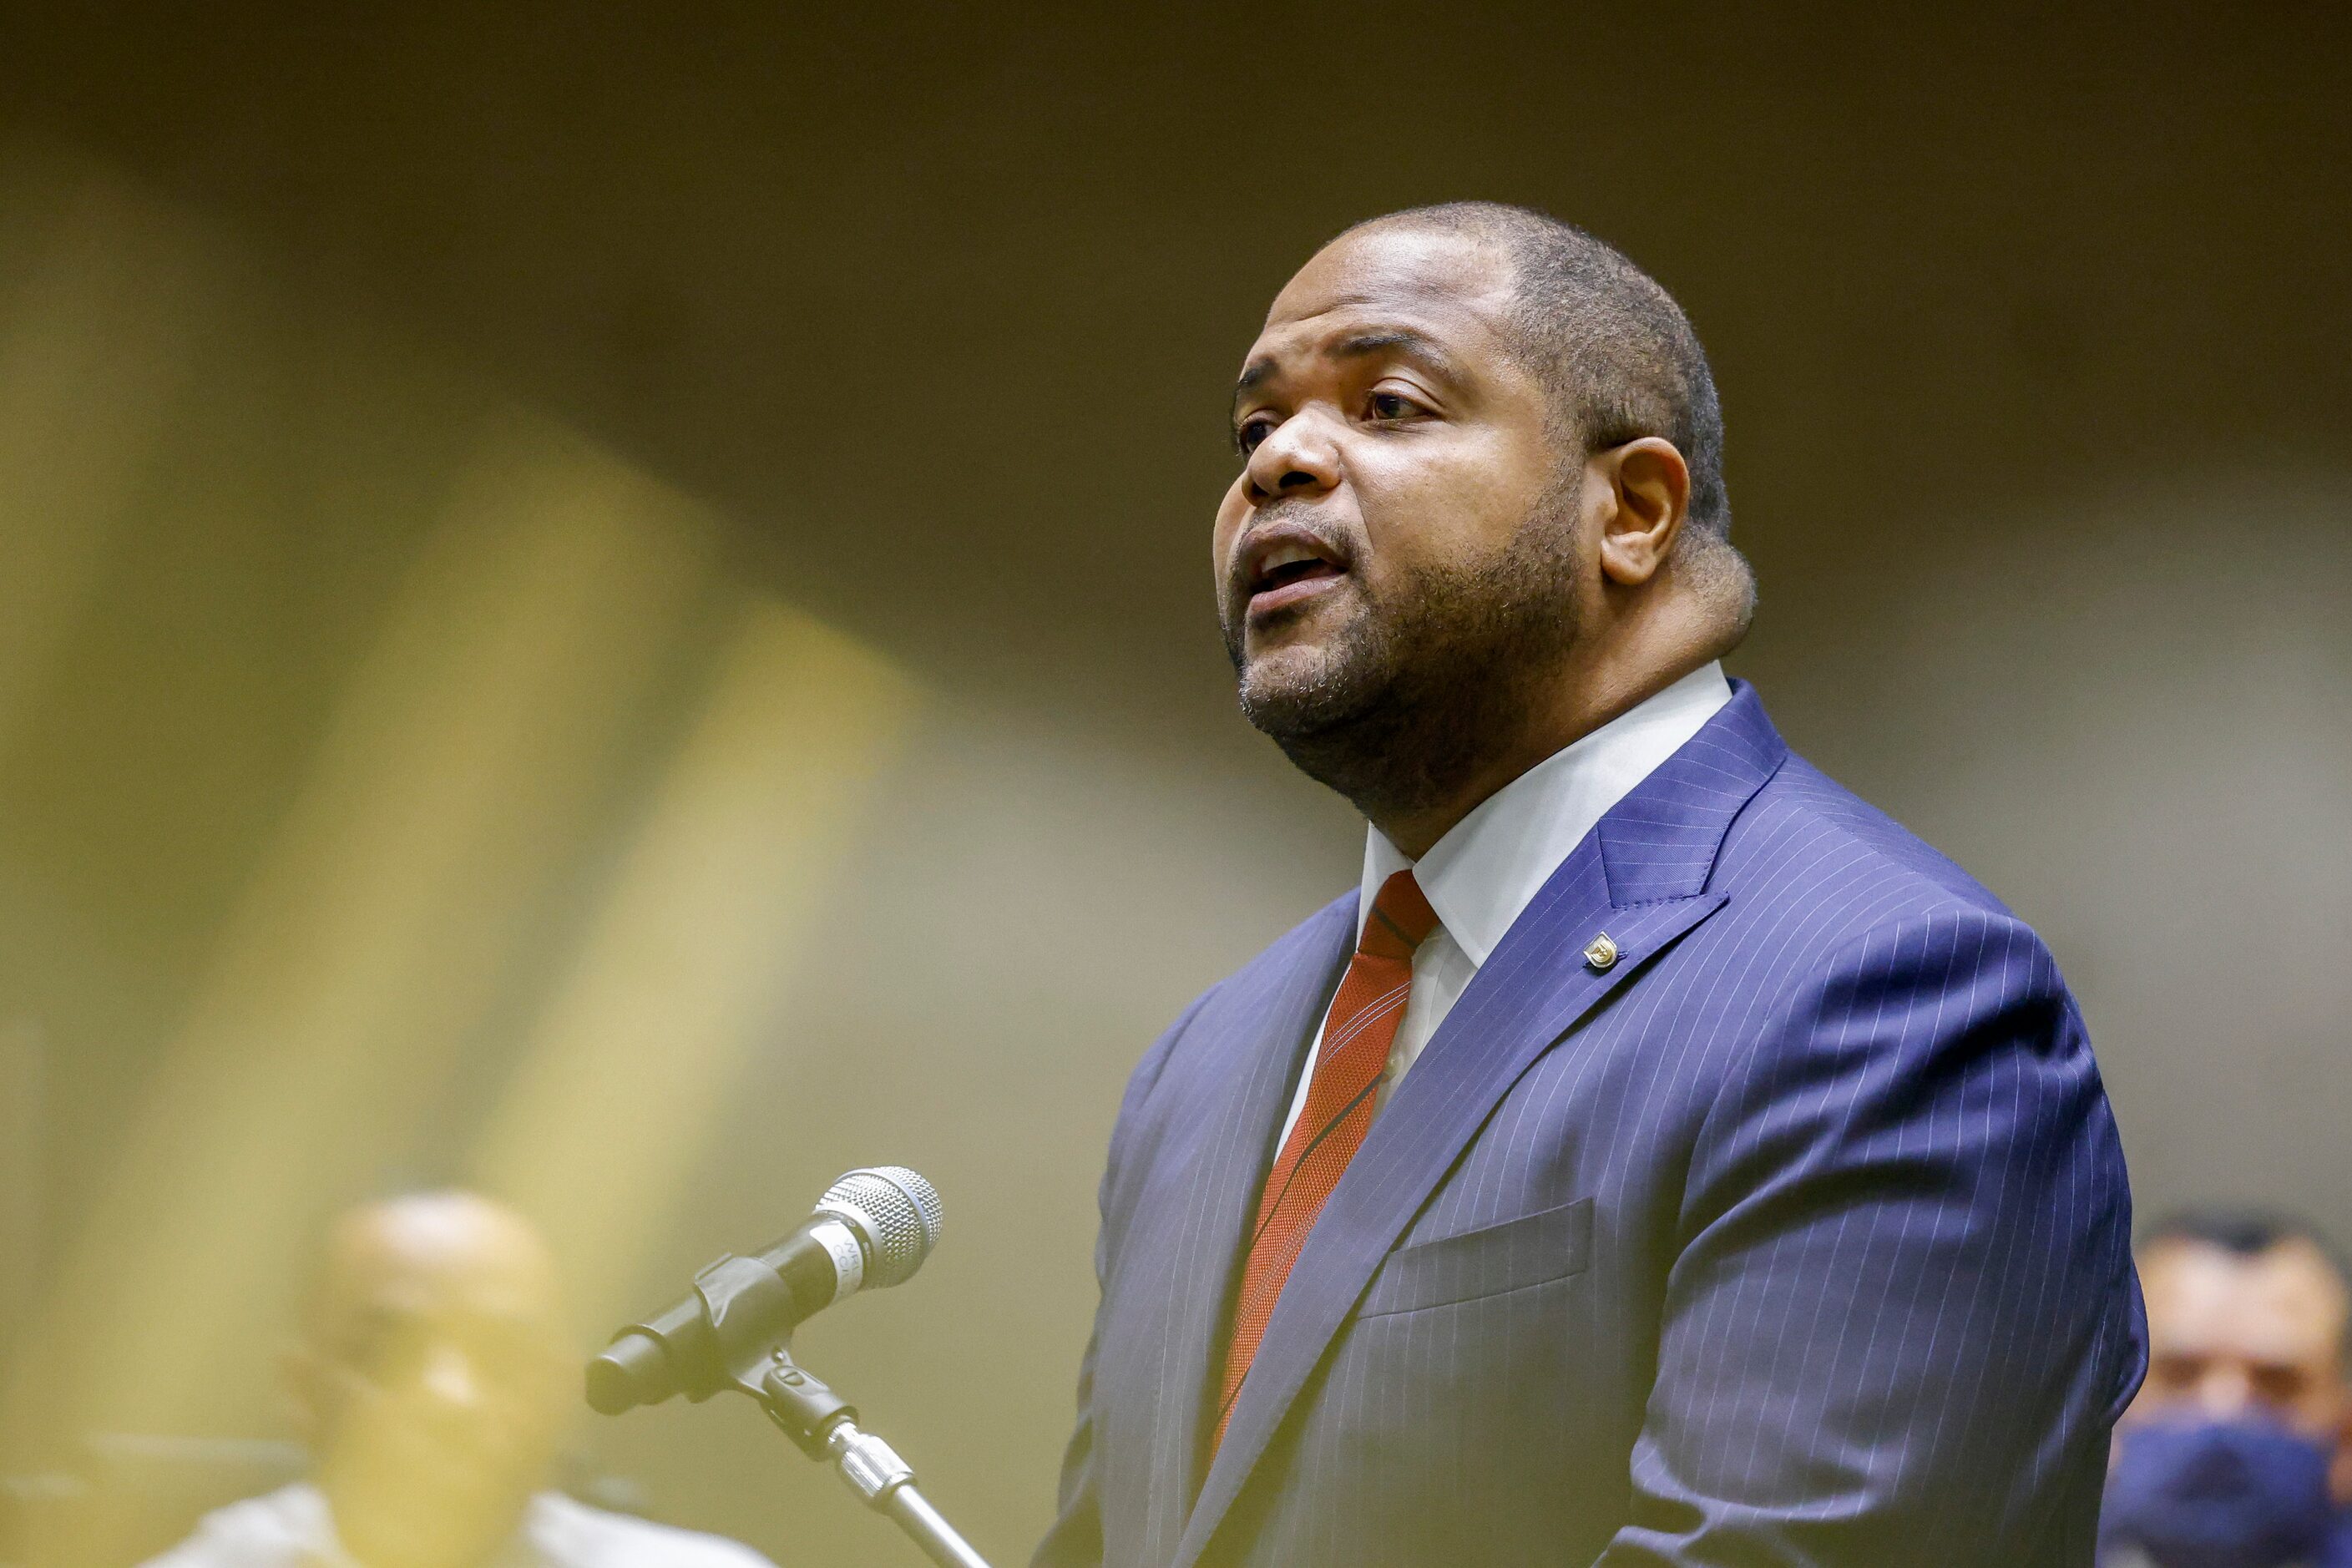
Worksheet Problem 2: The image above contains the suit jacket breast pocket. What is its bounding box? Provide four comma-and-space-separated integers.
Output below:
1356, 1196, 1596, 1318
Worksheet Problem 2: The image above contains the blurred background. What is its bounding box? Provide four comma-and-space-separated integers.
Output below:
0, 5, 2346, 1565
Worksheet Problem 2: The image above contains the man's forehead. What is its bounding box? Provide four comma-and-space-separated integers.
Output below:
1247, 225, 1519, 367
2144, 1239, 2349, 1358
313, 1197, 560, 1329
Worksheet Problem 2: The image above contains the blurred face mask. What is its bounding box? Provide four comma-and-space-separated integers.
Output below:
2102, 1417, 2338, 1568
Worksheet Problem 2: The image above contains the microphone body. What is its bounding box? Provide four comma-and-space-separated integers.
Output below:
587, 1166, 943, 1415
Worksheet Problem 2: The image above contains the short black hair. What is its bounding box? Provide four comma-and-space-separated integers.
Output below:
1355, 201, 1732, 535
2142, 1205, 2352, 1289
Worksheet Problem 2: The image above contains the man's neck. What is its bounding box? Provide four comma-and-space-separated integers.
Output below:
1366, 647, 1722, 859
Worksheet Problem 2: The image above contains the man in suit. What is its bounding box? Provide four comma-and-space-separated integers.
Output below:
1035, 201, 2146, 1567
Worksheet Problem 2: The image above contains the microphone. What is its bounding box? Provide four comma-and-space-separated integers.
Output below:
586, 1166, 943, 1415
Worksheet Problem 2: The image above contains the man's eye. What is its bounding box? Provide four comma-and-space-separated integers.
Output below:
2251, 1364, 2311, 1406
1368, 391, 1423, 422
1235, 416, 1276, 455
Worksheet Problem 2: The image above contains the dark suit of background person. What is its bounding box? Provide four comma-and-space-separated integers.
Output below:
1034, 204, 2146, 1567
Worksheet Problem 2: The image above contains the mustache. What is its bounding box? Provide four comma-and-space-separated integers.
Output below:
1221, 505, 1358, 612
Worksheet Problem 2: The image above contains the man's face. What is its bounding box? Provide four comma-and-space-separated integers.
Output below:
1213, 224, 1581, 797
2132, 1238, 2349, 1440
291, 1196, 572, 1568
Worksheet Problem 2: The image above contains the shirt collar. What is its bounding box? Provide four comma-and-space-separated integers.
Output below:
1358, 661, 1733, 964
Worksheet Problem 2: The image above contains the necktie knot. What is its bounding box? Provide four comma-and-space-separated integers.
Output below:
1360, 869, 1439, 960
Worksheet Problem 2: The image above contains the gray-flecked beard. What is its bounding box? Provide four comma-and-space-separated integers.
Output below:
1222, 517, 1582, 824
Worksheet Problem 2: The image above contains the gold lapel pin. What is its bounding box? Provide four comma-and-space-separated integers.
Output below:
1582, 933, 1620, 971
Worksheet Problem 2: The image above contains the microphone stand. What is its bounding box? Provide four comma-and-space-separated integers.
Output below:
594, 1254, 994, 1568
754, 1348, 994, 1568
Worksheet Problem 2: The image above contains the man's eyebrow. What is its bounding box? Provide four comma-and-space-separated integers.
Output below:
1328, 327, 1452, 368
1231, 327, 1455, 417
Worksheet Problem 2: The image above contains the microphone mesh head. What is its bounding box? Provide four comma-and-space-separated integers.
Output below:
815, 1166, 943, 1288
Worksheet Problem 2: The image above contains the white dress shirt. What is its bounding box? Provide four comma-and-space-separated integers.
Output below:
139, 1483, 776, 1568
1276, 661, 1732, 1146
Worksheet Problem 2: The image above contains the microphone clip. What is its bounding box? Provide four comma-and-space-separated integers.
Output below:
752, 1347, 857, 1462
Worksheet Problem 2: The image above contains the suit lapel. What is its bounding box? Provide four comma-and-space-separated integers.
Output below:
1124, 898, 1353, 1533
1172, 684, 1788, 1568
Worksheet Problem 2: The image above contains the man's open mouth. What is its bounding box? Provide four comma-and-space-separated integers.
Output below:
1245, 536, 1348, 617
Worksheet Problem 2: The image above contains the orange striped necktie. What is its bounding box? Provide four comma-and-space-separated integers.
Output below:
1213, 868, 1440, 1450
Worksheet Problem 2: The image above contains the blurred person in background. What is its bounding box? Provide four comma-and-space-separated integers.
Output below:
2103, 1209, 2352, 1568
140, 1191, 771, 1568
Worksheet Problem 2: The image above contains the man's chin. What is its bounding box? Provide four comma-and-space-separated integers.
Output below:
1237, 650, 1382, 742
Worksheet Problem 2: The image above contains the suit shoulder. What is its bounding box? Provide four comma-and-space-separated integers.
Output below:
1147, 891, 1353, 1060
1702, 750, 2082, 1023
1111, 891, 1353, 1135
1721, 750, 2025, 937
1692, 761, 2101, 1160
1221, 889, 1359, 989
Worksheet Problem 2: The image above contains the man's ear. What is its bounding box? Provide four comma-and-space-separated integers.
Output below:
1594, 438, 1691, 588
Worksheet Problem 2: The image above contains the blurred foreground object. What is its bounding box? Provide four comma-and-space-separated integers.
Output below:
139, 1192, 774, 1568
2102, 1209, 2352, 1568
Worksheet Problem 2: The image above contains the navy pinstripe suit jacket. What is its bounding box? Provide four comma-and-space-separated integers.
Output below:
1037, 685, 2146, 1567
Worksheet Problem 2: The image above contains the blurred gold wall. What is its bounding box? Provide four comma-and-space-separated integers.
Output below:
0, 148, 934, 1565
0, 139, 1351, 1568
0, 8, 2348, 1567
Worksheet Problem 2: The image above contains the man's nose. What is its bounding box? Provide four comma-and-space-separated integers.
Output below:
417, 1343, 487, 1411
1242, 410, 1340, 506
